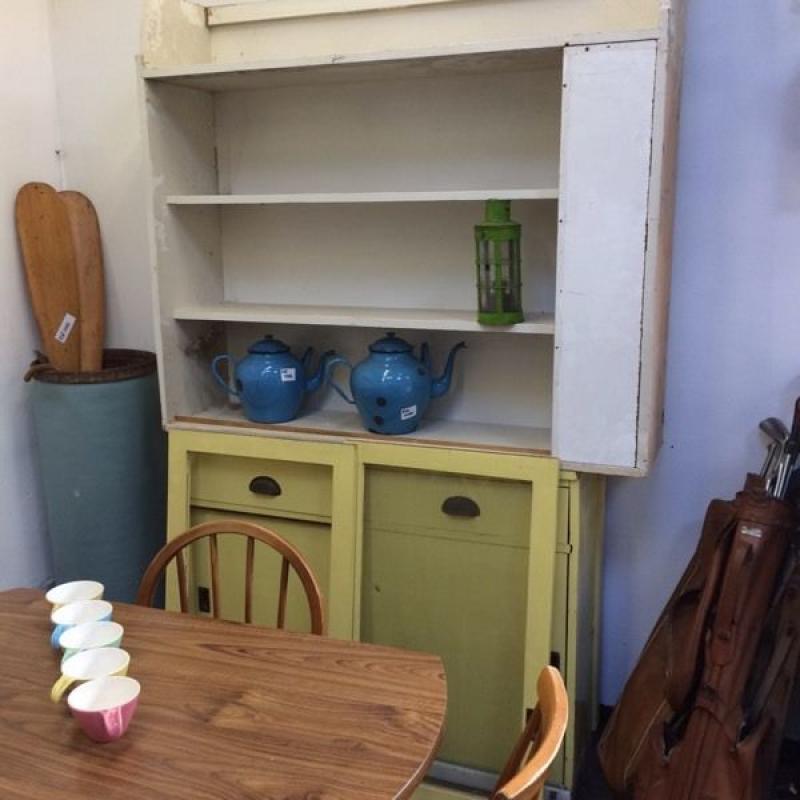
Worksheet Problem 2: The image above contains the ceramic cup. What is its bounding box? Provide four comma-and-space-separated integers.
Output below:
67, 675, 140, 743
51, 647, 130, 703
50, 600, 113, 649
58, 621, 124, 663
45, 580, 104, 610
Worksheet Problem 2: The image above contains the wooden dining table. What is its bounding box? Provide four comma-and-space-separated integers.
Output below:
0, 588, 446, 799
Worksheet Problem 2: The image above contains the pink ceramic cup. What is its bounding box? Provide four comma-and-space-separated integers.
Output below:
67, 676, 140, 743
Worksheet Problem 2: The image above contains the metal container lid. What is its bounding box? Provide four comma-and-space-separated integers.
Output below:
248, 335, 289, 355
369, 332, 413, 354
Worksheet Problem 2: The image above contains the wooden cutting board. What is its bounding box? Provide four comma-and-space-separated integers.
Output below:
60, 191, 105, 372
15, 182, 81, 372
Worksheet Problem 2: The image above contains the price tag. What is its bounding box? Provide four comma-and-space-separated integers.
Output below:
400, 405, 418, 421
54, 313, 77, 344
280, 368, 297, 382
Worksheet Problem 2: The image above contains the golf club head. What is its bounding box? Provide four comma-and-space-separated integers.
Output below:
759, 417, 789, 443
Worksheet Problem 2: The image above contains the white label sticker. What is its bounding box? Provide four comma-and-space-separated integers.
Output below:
280, 367, 297, 383
400, 405, 418, 421
54, 313, 77, 344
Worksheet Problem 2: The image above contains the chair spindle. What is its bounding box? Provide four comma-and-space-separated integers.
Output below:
277, 557, 290, 629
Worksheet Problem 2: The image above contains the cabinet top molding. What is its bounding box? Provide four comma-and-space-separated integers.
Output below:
198, 0, 471, 26
142, 0, 679, 70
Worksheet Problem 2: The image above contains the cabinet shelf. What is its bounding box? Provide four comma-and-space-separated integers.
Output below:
166, 189, 558, 205
142, 45, 562, 92
171, 405, 552, 455
174, 303, 555, 335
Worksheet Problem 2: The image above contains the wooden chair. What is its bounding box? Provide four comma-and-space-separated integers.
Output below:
136, 520, 325, 635
491, 666, 569, 800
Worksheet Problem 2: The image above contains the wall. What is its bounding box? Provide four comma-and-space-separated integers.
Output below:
0, 2, 61, 590
48, 0, 154, 351
602, 0, 800, 701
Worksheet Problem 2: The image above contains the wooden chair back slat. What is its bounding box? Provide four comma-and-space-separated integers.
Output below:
277, 557, 290, 629
244, 536, 255, 625
176, 550, 189, 613
209, 533, 221, 619
136, 520, 325, 635
492, 667, 568, 800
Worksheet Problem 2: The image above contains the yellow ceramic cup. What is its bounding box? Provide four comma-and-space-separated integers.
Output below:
51, 647, 130, 703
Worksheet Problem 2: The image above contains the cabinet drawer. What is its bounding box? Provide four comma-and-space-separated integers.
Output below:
190, 453, 332, 522
365, 467, 531, 547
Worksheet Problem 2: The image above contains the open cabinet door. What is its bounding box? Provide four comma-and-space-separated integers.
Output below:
553, 41, 658, 472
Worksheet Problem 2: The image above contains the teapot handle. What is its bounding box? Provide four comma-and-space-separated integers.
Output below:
325, 355, 355, 404
211, 354, 239, 396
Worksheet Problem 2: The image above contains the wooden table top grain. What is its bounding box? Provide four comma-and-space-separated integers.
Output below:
0, 588, 446, 800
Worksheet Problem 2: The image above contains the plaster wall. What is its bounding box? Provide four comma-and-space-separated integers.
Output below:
48, 0, 154, 352
0, 1, 61, 589
602, 0, 800, 701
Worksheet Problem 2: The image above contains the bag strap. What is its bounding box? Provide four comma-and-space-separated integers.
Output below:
710, 527, 759, 667
665, 518, 735, 707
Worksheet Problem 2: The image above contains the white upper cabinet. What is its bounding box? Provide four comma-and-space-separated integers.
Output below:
140, 0, 684, 475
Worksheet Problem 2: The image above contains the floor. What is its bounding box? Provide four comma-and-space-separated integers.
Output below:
572, 736, 800, 799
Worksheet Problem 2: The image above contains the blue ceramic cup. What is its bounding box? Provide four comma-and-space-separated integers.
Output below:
50, 600, 113, 649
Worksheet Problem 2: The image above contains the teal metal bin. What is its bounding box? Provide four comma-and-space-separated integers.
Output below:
30, 350, 166, 603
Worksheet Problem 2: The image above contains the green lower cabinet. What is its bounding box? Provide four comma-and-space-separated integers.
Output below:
189, 508, 331, 634
362, 467, 533, 782
165, 431, 600, 799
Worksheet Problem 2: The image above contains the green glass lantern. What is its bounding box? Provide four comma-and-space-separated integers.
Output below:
475, 199, 524, 325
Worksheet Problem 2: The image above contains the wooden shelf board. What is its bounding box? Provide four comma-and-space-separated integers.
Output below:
142, 44, 562, 92
173, 303, 556, 335
171, 406, 552, 455
167, 189, 558, 205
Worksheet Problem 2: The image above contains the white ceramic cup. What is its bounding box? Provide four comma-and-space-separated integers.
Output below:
50, 600, 113, 649
51, 647, 130, 702
45, 580, 104, 609
59, 621, 124, 663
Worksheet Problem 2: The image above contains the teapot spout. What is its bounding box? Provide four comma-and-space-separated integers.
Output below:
430, 342, 466, 399
306, 350, 336, 393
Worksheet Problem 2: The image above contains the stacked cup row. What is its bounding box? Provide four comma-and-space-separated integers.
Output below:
46, 580, 140, 742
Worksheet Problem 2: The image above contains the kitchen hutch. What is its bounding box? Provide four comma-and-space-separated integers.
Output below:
140, 0, 683, 794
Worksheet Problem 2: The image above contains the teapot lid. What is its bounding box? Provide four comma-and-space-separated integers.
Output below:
369, 332, 413, 354
248, 335, 289, 355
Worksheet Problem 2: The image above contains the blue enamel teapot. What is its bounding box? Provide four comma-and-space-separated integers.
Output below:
211, 335, 336, 423
327, 333, 466, 435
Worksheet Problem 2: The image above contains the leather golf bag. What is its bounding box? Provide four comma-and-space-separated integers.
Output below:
598, 476, 800, 799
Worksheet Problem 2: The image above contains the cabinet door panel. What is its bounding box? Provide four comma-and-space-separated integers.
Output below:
553, 40, 658, 469
361, 468, 532, 774
189, 508, 330, 633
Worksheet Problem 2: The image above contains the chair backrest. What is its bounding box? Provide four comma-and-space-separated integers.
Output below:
491, 666, 569, 800
136, 520, 325, 635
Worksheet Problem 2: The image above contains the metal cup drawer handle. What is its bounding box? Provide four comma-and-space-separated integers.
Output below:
441, 495, 481, 519
248, 476, 283, 497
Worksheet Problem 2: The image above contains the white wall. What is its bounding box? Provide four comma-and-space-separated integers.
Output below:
0, 2, 61, 589
601, 0, 800, 702
49, 0, 153, 351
